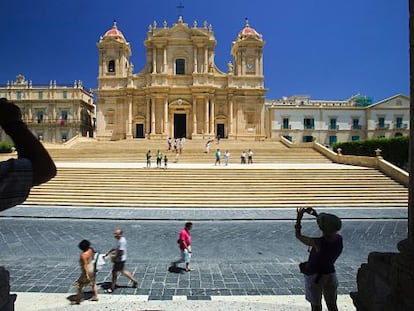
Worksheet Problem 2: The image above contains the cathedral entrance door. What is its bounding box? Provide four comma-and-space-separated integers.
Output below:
217, 124, 225, 139
136, 124, 144, 138
174, 113, 186, 138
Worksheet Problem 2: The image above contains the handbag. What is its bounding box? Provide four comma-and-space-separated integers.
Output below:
110, 251, 119, 263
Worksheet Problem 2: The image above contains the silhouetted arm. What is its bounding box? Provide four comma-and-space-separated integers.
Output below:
0, 98, 56, 186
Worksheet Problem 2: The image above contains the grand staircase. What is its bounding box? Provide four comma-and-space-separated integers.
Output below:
22, 139, 408, 208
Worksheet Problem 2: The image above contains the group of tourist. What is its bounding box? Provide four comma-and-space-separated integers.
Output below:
0, 98, 344, 311
74, 223, 193, 304
146, 149, 168, 168
213, 148, 254, 166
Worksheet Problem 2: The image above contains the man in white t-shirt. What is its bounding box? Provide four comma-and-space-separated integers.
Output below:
105, 228, 138, 293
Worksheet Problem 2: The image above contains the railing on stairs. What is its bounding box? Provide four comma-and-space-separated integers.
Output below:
280, 135, 409, 187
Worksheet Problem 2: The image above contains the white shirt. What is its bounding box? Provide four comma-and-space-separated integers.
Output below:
117, 236, 127, 261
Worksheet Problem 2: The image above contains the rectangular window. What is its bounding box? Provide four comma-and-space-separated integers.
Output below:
303, 135, 314, 142
61, 111, 68, 120
328, 135, 337, 145
303, 118, 314, 129
37, 111, 44, 123
329, 118, 337, 130
282, 118, 290, 129
351, 135, 360, 141
38, 91, 43, 100
16, 91, 22, 100
378, 117, 385, 128
176, 59, 185, 75
396, 117, 403, 129
63, 91, 68, 99
352, 118, 360, 130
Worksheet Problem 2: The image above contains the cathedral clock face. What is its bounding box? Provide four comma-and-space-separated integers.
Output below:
246, 62, 254, 71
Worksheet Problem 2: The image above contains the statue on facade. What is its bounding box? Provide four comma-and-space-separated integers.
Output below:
227, 61, 234, 74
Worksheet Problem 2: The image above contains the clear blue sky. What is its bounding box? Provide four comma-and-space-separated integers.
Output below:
0, 0, 408, 101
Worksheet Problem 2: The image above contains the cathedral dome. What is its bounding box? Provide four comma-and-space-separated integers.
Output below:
102, 21, 127, 43
238, 19, 262, 41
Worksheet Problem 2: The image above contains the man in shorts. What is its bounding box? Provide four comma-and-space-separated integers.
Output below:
172, 222, 193, 272
105, 228, 138, 293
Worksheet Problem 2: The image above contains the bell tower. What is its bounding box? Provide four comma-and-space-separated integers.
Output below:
97, 21, 131, 81
231, 18, 264, 78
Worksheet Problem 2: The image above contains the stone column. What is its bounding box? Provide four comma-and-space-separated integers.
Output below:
409, 0, 414, 244
204, 48, 208, 73
193, 47, 198, 73
192, 97, 197, 135
146, 97, 151, 136
204, 97, 209, 135
229, 97, 233, 136
151, 97, 156, 134
0, 267, 16, 310
164, 97, 168, 135
152, 47, 157, 74
163, 48, 167, 73
350, 3, 414, 309
210, 96, 215, 134
126, 96, 133, 139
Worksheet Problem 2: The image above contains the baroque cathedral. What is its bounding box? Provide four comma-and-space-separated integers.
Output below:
96, 17, 266, 141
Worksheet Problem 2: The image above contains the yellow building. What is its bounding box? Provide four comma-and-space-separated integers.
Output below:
96, 17, 267, 141
0, 74, 95, 142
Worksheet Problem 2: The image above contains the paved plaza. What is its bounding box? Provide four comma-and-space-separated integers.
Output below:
0, 206, 407, 310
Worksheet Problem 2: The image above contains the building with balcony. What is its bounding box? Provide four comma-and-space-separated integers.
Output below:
0, 74, 95, 142
266, 94, 410, 145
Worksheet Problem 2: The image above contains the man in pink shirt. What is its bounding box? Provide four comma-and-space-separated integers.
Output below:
172, 222, 193, 272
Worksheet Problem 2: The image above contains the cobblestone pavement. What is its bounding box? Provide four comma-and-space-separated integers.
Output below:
0, 207, 406, 301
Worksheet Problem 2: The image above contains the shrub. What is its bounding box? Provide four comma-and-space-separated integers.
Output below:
333, 136, 409, 169
0, 141, 14, 153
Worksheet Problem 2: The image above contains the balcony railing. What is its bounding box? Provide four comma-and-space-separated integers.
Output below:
281, 125, 291, 130
24, 118, 82, 126
376, 124, 390, 130
328, 125, 339, 130
351, 125, 362, 130
304, 125, 314, 130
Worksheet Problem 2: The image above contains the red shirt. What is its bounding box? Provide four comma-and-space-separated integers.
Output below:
179, 228, 191, 250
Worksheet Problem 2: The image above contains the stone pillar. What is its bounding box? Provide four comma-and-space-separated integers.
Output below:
210, 96, 215, 135
152, 47, 157, 74
126, 96, 133, 139
163, 97, 168, 135
193, 47, 198, 73
192, 97, 197, 135
146, 97, 151, 136
350, 3, 414, 309
163, 48, 167, 73
204, 97, 209, 136
151, 98, 156, 135
229, 97, 233, 136
204, 48, 208, 73
0, 267, 16, 311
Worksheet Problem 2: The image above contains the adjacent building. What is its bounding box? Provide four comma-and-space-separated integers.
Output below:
266, 94, 409, 145
0, 74, 95, 142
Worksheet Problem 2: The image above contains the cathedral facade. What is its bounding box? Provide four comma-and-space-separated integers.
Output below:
96, 17, 267, 141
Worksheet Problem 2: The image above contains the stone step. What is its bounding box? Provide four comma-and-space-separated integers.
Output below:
24, 167, 408, 208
